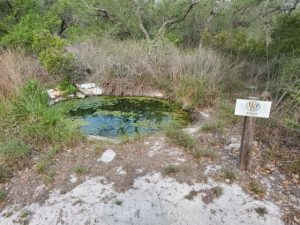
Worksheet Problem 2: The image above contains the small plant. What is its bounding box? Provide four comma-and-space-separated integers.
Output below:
163, 165, 180, 175
164, 123, 195, 149
193, 148, 218, 160
249, 181, 264, 195
0, 189, 7, 202
212, 186, 223, 198
73, 165, 90, 175
255, 207, 268, 217
43, 169, 56, 184
58, 80, 77, 96
0, 166, 13, 182
201, 100, 237, 133
35, 160, 48, 174
0, 137, 31, 165
93, 143, 103, 155
114, 200, 123, 206
219, 166, 237, 182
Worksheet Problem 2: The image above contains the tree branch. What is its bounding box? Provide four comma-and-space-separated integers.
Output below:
264, 0, 300, 16
157, 1, 200, 36
5, 0, 12, 9
58, 18, 68, 36
133, 1, 151, 42
81, 0, 111, 20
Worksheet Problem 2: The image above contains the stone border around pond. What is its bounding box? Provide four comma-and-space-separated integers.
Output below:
47, 83, 165, 105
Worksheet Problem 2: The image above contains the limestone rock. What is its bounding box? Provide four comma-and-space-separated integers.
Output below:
76, 83, 103, 96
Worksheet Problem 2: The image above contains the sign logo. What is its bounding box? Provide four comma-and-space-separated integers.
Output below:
246, 101, 260, 112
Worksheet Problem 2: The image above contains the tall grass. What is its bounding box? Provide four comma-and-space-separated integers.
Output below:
68, 39, 241, 107
0, 49, 50, 100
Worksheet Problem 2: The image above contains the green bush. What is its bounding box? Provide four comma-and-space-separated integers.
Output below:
271, 12, 300, 56
0, 13, 60, 49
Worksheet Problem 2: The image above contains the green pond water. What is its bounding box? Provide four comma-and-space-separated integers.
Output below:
55, 96, 190, 138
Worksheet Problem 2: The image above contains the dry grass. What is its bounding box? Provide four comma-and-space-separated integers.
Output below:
68, 39, 241, 107
0, 49, 50, 99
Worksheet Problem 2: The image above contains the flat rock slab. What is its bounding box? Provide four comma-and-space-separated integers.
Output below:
76, 83, 103, 96
97, 149, 116, 163
0, 173, 283, 225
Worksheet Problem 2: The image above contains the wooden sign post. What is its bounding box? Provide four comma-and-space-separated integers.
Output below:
235, 97, 272, 171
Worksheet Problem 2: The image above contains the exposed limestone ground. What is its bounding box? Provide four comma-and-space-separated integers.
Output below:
0, 109, 298, 225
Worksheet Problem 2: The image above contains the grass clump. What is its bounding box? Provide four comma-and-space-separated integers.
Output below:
163, 165, 180, 175
193, 147, 218, 160
35, 160, 49, 174
255, 207, 268, 217
13, 80, 68, 144
176, 78, 219, 108
43, 169, 56, 185
0, 137, 31, 166
249, 181, 264, 195
58, 80, 77, 96
164, 123, 196, 149
202, 100, 237, 133
0, 189, 7, 202
219, 166, 237, 182
0, 166, 13, 183
73, 165, 90, 175
114, 200, 123, 206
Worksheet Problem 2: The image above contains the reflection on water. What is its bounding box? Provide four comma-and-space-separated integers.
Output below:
57, 97, 190, 137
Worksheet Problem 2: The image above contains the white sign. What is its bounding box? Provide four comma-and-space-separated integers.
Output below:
235, 99, 272, 118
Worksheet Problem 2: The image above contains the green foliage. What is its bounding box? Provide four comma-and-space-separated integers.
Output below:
13, 80, 68, 143
0, 137, 31, 164
58, 80, 77, 96
164, 123, 196, 149
219, 166, 237, 182
0, 190, 7, 202
271, 12, 300, 56
73, 165, 90, 175
176, 78, 219, 108
193, 148, 218, 160
202, 100, 237, 132
202, 29, 265, 56
163, 165, 180, 175
43, 169, 56, 184
0, 13, 60, 49
0, 166, 13, 183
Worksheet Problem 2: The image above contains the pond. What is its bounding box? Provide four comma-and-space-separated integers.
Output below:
55, 96, 190, 138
